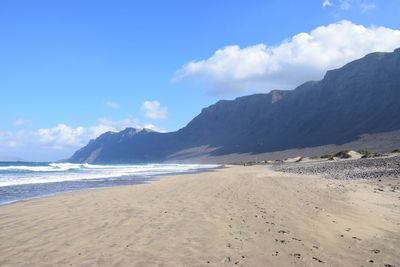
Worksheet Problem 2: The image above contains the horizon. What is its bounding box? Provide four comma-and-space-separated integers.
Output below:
2, 0, 400, 161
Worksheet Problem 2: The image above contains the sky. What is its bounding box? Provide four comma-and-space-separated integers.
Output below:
1, 0, 400, 161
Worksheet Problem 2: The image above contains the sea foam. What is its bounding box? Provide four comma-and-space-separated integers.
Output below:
0, 162, 219, 187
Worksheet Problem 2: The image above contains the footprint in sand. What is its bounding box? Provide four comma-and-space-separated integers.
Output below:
221, 257, 231, 263
312, 257, 324, 263
293, 253, 301, 259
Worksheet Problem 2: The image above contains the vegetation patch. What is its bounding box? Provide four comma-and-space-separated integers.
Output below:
296, 157, 303, 162
357, 150, 374, 155
334, 150, 351, 159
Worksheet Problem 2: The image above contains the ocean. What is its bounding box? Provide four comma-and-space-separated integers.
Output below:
0, 162, 219, 205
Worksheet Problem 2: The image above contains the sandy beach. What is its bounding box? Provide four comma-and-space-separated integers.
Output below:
0, 165, 399, 266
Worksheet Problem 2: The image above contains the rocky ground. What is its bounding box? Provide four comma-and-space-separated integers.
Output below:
271, 154, 400, 180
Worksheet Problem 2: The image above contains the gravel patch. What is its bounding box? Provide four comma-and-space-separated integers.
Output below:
271, 155, 400, 180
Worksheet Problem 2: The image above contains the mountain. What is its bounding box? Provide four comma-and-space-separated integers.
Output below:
67, 48, 400, 163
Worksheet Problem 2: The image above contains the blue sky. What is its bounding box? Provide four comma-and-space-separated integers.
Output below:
1, 0, 400, 161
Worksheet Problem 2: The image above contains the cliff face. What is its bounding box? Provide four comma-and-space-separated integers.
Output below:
68, 48, 400, 163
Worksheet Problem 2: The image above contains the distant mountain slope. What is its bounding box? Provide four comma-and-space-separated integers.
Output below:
67, 48, 400, 163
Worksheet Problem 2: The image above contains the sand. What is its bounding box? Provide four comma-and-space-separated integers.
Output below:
0, 165, 399, 266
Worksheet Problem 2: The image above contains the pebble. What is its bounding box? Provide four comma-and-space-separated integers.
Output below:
272, 155, 400, 180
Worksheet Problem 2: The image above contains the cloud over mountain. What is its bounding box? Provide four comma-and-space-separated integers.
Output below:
37, 118, 139, 148
173, 21, 400, 95
0, 117, 160, 161
141, 101, 169, 119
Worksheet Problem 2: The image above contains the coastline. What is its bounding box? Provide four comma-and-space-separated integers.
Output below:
0, 165, 399, 266
0, 163, 220, 206
0, 176, 155, 207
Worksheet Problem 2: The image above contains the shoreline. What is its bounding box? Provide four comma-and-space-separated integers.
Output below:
0, 165, 399, 266
0, 164, 222, 206
1, 166, 223, 207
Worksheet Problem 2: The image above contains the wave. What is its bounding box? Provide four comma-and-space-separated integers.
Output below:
0, 163, 85, 172
0, 163, 219, 187
0, 163, 206, 171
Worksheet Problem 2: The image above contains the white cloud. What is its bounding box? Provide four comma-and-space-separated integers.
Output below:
141, 101, 169, 119
37, 117, 140, 148
96, 117, 139, 134
325, 0, 377, 11
323, 0, 333, 7
339, 0, 352, 9
143, 123, 166, 133
360, 3, 376, 11
13, 118, 31, 127
38, 124, 86, 147
105, 101, 120, 109
7, 141, 18, 147
0, 117, 162, 161
0, 130, 26, 153
173, 20, 400, 95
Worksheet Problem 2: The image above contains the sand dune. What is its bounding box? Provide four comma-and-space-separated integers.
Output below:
0, 165, 399, 266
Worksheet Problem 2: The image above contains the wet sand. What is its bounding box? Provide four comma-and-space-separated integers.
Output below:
0, 165, 399, 266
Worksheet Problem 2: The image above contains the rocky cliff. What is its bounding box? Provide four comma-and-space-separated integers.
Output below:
67, 48, 400, 163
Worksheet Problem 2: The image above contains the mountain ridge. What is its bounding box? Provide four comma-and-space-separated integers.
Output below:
67, 48, 400, 163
